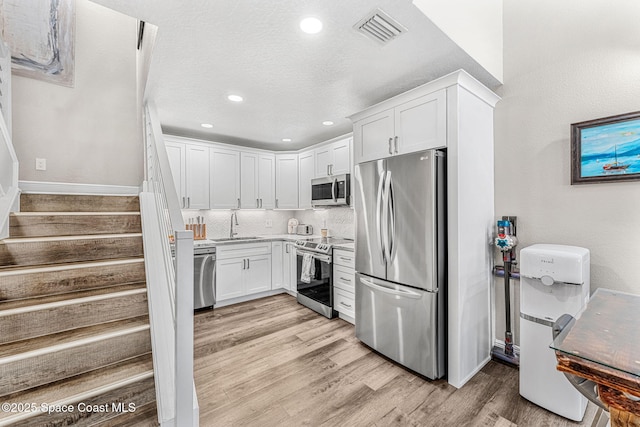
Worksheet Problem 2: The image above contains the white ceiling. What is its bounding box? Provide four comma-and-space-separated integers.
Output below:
94, 0, 501, 150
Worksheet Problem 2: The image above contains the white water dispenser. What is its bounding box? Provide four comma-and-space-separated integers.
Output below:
519, 244, 589, 421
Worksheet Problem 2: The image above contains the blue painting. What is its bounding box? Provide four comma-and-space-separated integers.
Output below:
572, 113, 640, 184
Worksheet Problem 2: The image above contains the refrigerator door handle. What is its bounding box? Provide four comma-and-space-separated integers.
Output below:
385, 171, 396, 262
360, 277, 422, 299
376, 171, 387, 263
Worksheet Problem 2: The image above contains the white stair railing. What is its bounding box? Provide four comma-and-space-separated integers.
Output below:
0, 37, 17, 240
140, 101, 198, 426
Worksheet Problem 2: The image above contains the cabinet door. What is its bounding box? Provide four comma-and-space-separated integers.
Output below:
185, 144, 210, 209
275, 154, 298, 209
216, 258, 244, 301
314, 145, 332, 178
298, 150, 315, 209
330, 138, 351, 175
245, 255, 272, 294
283, 243, 297, 294
210, 147, 241, 209
353, 108, 394, 164
271, 242, 283, 290
240, 152, 259, 208
165, 141, 186, 208
395, 89, 446, 155
258, 154, 276, 209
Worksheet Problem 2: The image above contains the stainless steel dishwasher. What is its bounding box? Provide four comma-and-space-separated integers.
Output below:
194, 246, 216, 310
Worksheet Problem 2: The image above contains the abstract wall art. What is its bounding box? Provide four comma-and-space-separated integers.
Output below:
0, 0, 75, 87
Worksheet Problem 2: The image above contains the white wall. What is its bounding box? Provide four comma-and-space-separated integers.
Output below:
13, 0, 141, 187
493, 0, 640, 345
412, 0, 503, 83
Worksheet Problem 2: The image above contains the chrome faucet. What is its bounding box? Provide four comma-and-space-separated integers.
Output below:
230, 211, 239, 238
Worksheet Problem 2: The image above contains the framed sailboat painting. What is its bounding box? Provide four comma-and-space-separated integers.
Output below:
571, 111, 640, 184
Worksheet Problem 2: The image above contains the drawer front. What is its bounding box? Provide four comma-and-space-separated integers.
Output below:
333, 264, 355, 293
333, 249, 354, 269
217, 242, 271, 260
334, 287, 355, 319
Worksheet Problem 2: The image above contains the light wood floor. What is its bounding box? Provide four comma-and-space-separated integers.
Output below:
194, 294, 600, 426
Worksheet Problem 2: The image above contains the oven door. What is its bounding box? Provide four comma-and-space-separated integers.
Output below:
296, 249, 334, 318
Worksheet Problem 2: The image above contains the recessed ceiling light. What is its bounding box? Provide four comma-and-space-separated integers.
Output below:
200, 123, 213, 128
322, 121, 334, 126
300, 17, 323, 34
227, 94, 243, 102
282, 138, 292, 142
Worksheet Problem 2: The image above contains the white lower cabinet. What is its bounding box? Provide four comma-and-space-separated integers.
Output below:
333, 249, 355, 324
271, 242, 283, 289
216, 243, 272, 302
283, 241, 297, 294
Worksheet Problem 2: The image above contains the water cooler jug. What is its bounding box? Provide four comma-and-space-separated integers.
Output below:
519, 244, 589, 421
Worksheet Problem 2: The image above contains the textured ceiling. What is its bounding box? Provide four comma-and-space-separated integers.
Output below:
93, 0, 501, 150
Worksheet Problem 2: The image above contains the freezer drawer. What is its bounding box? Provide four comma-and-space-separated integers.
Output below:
355, 273, 444, 379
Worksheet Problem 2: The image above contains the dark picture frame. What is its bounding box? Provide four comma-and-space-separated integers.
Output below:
571, 111, 640, 184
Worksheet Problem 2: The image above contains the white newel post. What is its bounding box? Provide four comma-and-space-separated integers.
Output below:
174, 230, 194, 425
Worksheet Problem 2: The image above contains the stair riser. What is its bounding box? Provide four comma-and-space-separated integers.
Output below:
0, 261, 146, 301
0, 292, 148, 344
10, 214, 142, 238
0, 236, 143, 268
92, 401, 159, 427
5, 377, 156, 427
0, 329, 151, 396
20, 194, 140, 213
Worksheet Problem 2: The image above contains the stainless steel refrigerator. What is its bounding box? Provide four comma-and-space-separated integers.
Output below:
354, 149, 446, 380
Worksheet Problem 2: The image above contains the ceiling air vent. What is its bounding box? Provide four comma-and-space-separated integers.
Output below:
354, 8, 406, 45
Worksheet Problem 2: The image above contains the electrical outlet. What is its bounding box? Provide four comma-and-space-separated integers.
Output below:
35, 158, 47, 171
265, 219, 273, 228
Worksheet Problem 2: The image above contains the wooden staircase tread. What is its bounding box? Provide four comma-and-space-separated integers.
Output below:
0, 316, 150, 360
0, 257, 145, 277
11, 211, 141, 216
0, 282, 146, 311
1, 233, 143, 244
0, 354, 154, 423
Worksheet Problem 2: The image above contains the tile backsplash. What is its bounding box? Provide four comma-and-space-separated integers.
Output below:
181, 207, 355, 240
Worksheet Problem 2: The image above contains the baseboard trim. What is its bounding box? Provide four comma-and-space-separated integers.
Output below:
19, 180, 141, 196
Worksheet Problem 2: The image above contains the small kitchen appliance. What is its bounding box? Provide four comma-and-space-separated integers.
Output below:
296, 224, 313, 235
287, 218, 299, 234
519, 244, 589, 421
294, 237, 353, 318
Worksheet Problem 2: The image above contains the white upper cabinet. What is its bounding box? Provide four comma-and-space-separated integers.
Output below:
352, 88, 446, 164
275, 154, 298, 209
298, 149, 315, 210
240, 151, 275, 209
314, 137, 352, 177
258, 154, 276, 209
185, 144, 210, 209
165, 141, 186, 207
210, 146, 241, 209
165, 138, 210, 209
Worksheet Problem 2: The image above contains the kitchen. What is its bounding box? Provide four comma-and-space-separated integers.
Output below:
6, 0, 640, 425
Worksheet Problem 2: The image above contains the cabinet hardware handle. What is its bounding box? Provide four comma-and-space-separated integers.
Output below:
276, 199, 279, 209
388, 138, 393, 155
394, 136, 398, 154
237, 198, 240, 209
327, 165, 330, 176
247, 259, 250, 269
182, 197, 186, 208
340, 277, 351, 282
340, 302, 352, 308
187, 197, 190, 208
256, 198, 259, 208
285, 244, 289, 254
330, 164, 333, 175
242, 259, 246, 269
339, 257, 351, 261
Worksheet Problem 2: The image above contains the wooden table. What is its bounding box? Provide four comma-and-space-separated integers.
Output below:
552, 288, 640, 427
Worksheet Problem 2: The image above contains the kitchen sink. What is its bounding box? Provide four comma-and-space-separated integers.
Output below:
211, 236, 262, 242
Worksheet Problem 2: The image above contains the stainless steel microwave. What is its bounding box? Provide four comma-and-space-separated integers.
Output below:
311, 174, 350, 207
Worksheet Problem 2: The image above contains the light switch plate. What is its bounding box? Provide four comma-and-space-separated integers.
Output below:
265, 219, 273, 228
